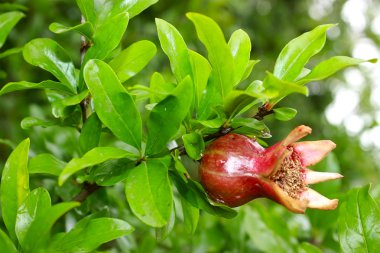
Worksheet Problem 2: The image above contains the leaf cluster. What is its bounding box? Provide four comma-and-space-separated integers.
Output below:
0, 1, 378, 252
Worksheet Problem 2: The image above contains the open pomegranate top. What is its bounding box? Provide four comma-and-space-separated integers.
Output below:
199, 125, 343, 213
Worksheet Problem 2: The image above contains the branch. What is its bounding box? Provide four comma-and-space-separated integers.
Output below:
73, 182, 102, 202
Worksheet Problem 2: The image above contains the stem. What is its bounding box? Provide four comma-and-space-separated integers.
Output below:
73, 183, 102, 202
80, 15, 91, 124
173, 104, 273, 155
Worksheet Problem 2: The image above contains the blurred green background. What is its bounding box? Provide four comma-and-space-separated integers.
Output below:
1, 0, 379, 252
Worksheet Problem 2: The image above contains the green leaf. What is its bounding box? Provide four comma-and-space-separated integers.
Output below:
15, 187, 50, 248
298, 242, 323, 253
146, 76, 193, 155
109, 40, 156, 82
273, 24, 335, 81
240, 59, 260, 81
228, 29, 251, 86
338, 185, 380, 253
156, 204, 176, 241
49, 22, 94, 39
0, 11, 25, 48
0, 228, 17, 253
273, 107, 297, 121
23, 38, 77, 93
244, 205, 295, 253
91, 158, 135, 186
182, 132, 205, 160
20, 116, 57, 129
60, 90, 89, 106
0, 80, 74, 96
0, 47, 23, 59
51, 217, 134, 253
170, 171, 237, 219
263, 72, 309, 105
0, 3, 27, 12
15, 188, 79, 252
79, 113, 102, 154
224, 90, 265, 118
29, 153, 66, 176
125, 160, 173, 227
296, 56, 378, 85
189, 50, 211, 110
231, 117, 268, 132
76, 0, 156, 26
0, 138, 30, 240
59, 147, 138, 185
148, 72, 175, 103
180, 197, 199, 234
123, 0, 158, 19
84, 59, 142, 150
156, 18, 192, 82
187, 12, 234, 101
83, 12, 129, 62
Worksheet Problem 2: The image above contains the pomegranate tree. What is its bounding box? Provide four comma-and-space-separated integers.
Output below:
199, 125, 343, 213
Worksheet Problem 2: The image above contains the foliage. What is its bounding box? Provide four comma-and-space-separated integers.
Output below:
0, 0, 379, 252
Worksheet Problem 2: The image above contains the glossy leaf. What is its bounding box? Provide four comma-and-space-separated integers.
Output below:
146, 76, 193, 155
83, 12, 129, 62
0, 11, 24, 48
297, 56, 377, 85
59, 90, 89, 106
20, 116, 57, 129
79, 113, 102, 154
181, 197, 199, 234
273, 24, 335, 81
170, 171, 237, 219
189, 50, 211, 110
182, 132, 205, 160
23, 38, 77, 93
338, 185, 380, 253
0, 80, 73, 96
244, 205, 295, 253
0, 229, 18, 253
223, 89, 261, 118
0, 47, 23, 59
91, 158, 135, 186
228, 29, 251, 86
156, 204, 176, 241
0, 228, 17, 253
149, 72, 175, 103
298, 242, 323, 253
231, 118, 268, 132
76, 0, 156, 26
273, 107, 298, 121
125, 160, 173, 227
156, 18, 192, 81
51, 217, 134, 252
29, 153, 66, 176
15, 188, 79, 252
84, 59, 142, 150
49, 22, 94, 39
187, 12, 234, 101
0, 138, 30, 240
263, 72, 309, 105
240, 59, 260, 81
109, 40, 156, 82
59, 147, 138, 185
124, 0, 158, 19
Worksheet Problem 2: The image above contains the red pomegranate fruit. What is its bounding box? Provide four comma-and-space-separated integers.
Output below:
199, 125, 343, 213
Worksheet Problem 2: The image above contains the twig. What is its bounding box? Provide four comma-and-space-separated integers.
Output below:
73, 182, 102, 202
174, 104, 273, 155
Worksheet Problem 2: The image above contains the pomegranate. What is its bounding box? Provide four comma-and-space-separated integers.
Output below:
199, 125, 343, 213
